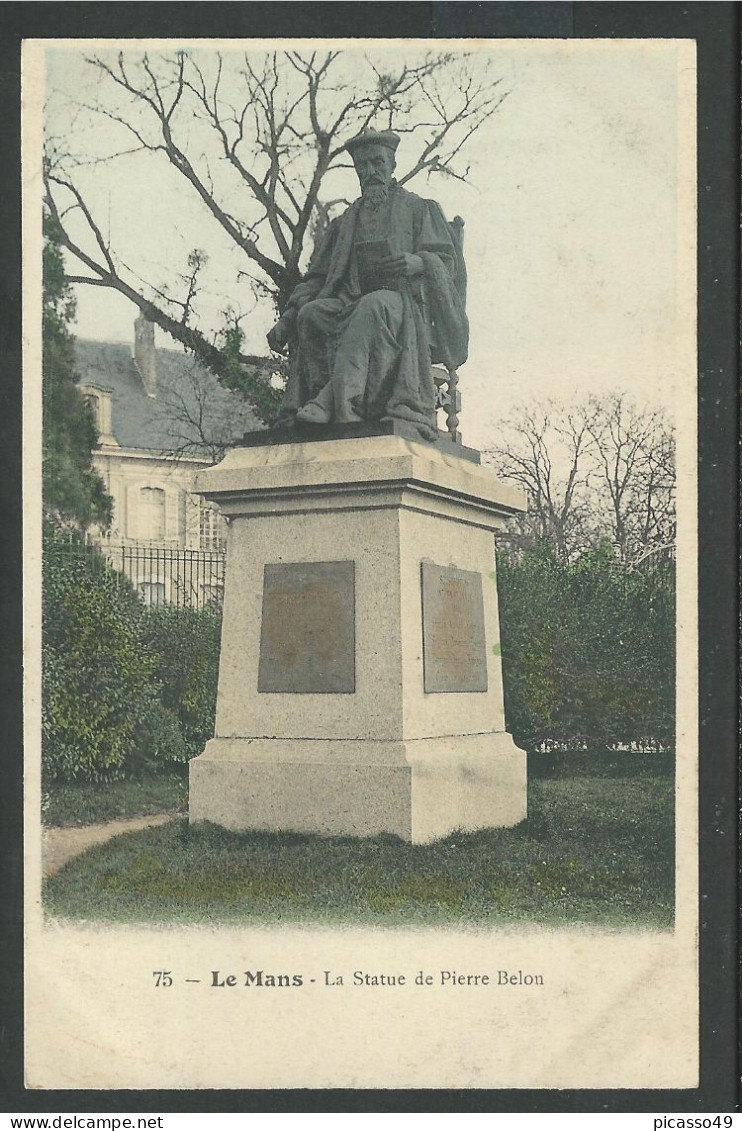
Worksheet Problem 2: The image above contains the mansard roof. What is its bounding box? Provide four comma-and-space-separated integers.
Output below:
73, 338, 265, 455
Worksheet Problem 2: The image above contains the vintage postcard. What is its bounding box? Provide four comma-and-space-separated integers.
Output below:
23, 36, 698, 1091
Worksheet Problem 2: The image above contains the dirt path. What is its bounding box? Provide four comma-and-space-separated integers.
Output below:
43, 812, 176, 877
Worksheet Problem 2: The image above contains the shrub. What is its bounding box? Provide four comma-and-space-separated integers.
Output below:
128, 690, 190, 776
42, 527, 189, 783
497, 542, 675, 752
139, 604, 221, 758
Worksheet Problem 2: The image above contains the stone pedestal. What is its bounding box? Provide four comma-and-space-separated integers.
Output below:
189, 433, 527, 843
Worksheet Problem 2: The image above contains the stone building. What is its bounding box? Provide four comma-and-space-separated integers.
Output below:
76, 316, 260, 604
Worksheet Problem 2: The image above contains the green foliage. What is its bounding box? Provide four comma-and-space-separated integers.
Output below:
218, 320, 283, 425
140, 605, 222, 757
128, 691, 190, 775
43, 528, 150, 782
42, 528, 189, 784
42, 212, 112, 531
497, 542, 675, 752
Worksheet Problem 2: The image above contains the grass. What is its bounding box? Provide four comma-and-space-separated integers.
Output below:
42, 771, 187, 827
43, 760, 674, 929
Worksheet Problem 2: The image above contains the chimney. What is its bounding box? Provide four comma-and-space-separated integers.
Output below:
133, 314, 157, 397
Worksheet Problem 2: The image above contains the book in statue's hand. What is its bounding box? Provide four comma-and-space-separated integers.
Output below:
356, 238, 394, 293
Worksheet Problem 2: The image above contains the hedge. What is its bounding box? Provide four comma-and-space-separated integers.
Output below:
42, 529, 192, 784
140, 604, 221, 758
497, 542, 675, 752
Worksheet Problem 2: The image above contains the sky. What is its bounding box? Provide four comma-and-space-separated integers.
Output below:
41, 39, 694, 450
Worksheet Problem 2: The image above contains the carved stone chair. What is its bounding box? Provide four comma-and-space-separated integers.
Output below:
432, 214, 466, 444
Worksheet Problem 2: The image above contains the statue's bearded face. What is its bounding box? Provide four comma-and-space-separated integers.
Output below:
353, 145, 395, 204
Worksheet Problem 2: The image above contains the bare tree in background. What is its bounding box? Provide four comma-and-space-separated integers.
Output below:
43, 48, 508, 420
487, 396, 675, 568
157, 356, 259, 465
585, 395, 675, 569
486, 403, 598, 563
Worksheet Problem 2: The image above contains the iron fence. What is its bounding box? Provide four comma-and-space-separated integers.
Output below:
100, 542, 225, 608
47, 536, 226, 609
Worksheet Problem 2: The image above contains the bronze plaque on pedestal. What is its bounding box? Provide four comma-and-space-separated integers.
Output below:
421, 563, 488, 693
258, 561, 355, 694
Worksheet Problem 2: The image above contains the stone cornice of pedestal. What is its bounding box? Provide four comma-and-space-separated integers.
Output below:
195, 435, 526, 531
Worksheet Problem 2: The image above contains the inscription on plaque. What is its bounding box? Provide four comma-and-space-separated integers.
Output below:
258, 561, 355, 694
421, 563, 488, 694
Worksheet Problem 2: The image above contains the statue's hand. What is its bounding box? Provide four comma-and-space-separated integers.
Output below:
267, 308, 297, 353
378, 252, 424, 280
267, 322, 287, 353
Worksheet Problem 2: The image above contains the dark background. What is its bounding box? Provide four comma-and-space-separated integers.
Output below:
1, 1, 738, 1114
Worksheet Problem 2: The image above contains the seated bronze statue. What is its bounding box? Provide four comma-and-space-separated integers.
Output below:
268, 129, 469, 443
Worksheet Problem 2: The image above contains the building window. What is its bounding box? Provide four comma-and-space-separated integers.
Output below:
83, 392, 101, 430
78, 384, 115, 445
138, 581, 166, 607
139, 486, 166, 541
199, 503, 225, 550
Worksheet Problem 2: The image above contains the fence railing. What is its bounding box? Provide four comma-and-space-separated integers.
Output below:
99, 541, 225, 608
47, 536, 226, 609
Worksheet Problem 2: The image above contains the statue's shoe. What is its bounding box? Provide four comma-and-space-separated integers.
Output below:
296, 402, 332, 424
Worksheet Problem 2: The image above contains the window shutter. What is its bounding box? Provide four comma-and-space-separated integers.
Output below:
127, 485, 166, 541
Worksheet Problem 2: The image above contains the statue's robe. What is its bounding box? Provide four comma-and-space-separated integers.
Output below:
280, 182, 469, 439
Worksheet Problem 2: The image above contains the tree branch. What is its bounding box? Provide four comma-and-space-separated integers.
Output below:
45, 174, 277, 418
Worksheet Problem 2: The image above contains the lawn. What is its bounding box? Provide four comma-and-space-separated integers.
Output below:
43, 771, 187, 827
43, 757, 674, 929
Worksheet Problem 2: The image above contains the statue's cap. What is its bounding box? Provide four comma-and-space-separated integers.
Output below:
344, 129, 400, 157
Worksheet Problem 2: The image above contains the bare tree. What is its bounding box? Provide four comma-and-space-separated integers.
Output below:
156, 355, 260, 465
486, 396, 675, 567
44, 48, 508, 420
485, 402, 598, 562
585, 394, 676, 569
